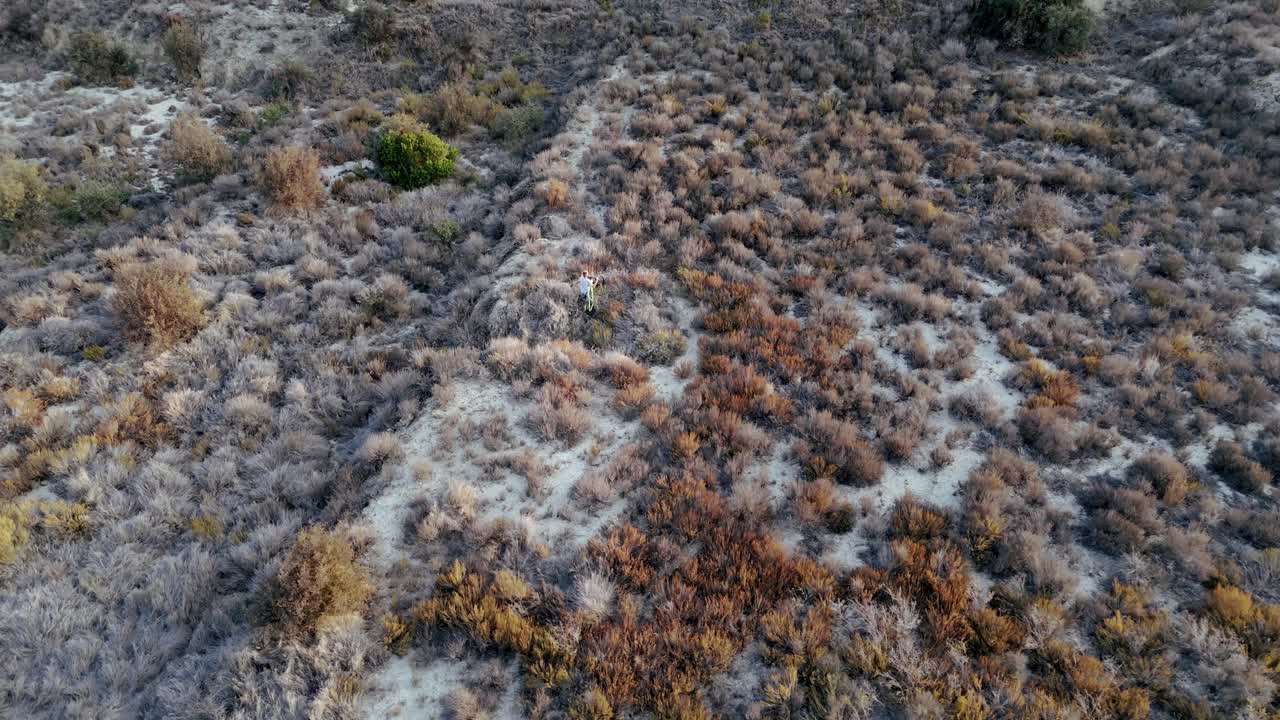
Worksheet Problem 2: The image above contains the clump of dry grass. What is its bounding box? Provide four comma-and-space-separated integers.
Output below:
113, 261, 205, 348
1209, 441, 1272, 494
260, 146, 326, 213
166, 114, 232, 184
262, 526, 373, 638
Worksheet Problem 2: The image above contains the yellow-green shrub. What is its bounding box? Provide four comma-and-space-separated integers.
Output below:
416, 561, 575, 686
0, 154, 47, 224
162, 22, 202, 81
376, 117, 457, 189
0, 501, 31, 564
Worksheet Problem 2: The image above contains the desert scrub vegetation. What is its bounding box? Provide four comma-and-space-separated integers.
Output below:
260, 145, 325, 212
162, 19, 202, 82
376, 117, 458, 189
165, 114, 232, 184
261, 526, 373, 638
0, 154, 46, 245
66, 30, 138, 86
972, 0, 1093, 56
113, 261, 205, 347
3, 0, 1280, 717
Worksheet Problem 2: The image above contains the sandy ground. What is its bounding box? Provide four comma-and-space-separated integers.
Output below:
356, 61, 652, 716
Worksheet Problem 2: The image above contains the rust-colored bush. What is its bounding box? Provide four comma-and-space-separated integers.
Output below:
969, 607, 1024, 654
798, 410, 883, 486
889, 539, 973, 644
889, 495, 949, 541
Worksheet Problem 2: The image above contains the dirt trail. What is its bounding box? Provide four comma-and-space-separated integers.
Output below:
356, 58, 661, 718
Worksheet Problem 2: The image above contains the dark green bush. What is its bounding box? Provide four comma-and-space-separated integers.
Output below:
349, 3, 395, 45
268, 61, 310, 101
53, 181, 128, 224
68, 31, 138, 86
492, 105, 546, 152
4, 2, 43, 41
1038, 3, 1092, 54
376, 120, 458, 189
162, 22, 202, 82
971, 0, 1092, 55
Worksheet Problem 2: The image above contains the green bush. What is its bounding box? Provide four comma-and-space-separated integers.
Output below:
492, 105, 546, 152
52, 181, 128, 224
635, 329, 688, 365
376, 119, 458, 189
67, 31, 137, 86
162, 23, 202, 82
268, 61, 310, 100
349, 3, 395, 45
971, 0, 1092, 56
1038, 3, 1091, 55
258, 102, 291, 128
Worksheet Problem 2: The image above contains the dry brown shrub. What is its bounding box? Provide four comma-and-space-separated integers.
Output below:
1209, 441, 1272, 494
614, 383, 655, 418
165, 113, 232, 184
969, 606, 1024, 654
798, 410, 884, 486
262, 526, 373, 638
791, 477, 836, 524
538, 178, 570, 208
1013, 190, 1069, 236
640, 402, 671, 432
889, 495, 949, 540
114, 261, 205, 347
1130, 452, 1189, 505
260, 146, 325, 213
599, 352, 649, 388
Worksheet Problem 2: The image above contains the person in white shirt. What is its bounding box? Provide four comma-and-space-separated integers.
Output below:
578, 270, 597, 312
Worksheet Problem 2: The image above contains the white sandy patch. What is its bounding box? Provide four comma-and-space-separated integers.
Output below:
361, 655, 462, 719
968, 325, 1022, 417
0, 74, 67, 135
847, 444, 985, 513
1241, 248, 1280, 285
360, 655, 524, 720
1232, 306, 1280, 345
360, 363, 650, 570
647, 295, 699, 400
819, 528, 871, 572
1140, 41, 1181, 64
5, 80, 191, 190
